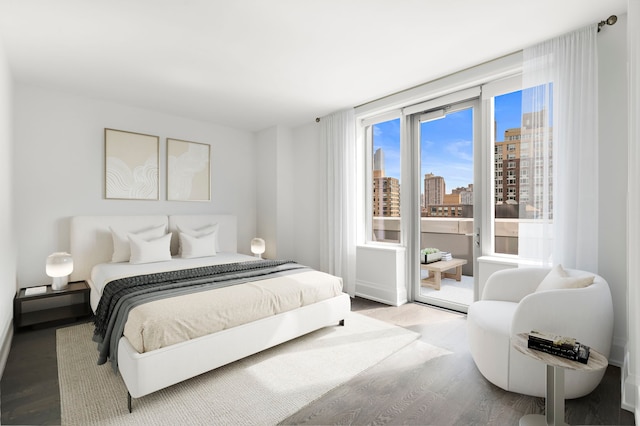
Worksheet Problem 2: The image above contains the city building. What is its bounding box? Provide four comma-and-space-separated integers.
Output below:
424, 173, 445, 207
423, 176, 473, 217
494, 110, 552, 219
373, 148, 400, 217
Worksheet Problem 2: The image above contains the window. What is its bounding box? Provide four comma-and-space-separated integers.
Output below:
368, 117, 401, 243
492, 84, 554, 256
358, 59, 560, 271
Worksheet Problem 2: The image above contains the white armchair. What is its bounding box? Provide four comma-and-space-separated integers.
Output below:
467, 267, 614, 399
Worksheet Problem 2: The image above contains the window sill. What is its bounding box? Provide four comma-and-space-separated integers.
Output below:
478, 255, 544, 267
357, 243, 405, 252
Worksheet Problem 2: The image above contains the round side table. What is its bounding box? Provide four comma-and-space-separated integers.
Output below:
511, 333, 608, 426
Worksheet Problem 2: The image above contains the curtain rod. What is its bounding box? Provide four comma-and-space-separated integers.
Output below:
316, 15, 617, 122
598, 15, 617, 32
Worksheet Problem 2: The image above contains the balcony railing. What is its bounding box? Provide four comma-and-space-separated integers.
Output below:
372, 217, 521, 276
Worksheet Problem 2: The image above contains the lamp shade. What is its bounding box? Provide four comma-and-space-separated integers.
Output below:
46, 252, 73, 290
250, 238, 265, 258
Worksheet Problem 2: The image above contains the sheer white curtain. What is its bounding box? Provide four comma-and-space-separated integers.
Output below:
520, 25, 599, 272
319, 109, 356, 296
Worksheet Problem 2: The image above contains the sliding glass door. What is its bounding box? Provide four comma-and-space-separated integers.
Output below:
412, 99, 480, 312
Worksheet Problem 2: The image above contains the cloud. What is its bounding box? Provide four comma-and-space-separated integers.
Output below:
420, 138, 473, 191
444, 139, 473, 162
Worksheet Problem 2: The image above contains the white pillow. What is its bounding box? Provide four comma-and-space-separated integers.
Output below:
179, 231, 217, 259
177, 223, 219, 254
110, 224, 166, 263
536, 264, 595, 292
128, 233, 172, 264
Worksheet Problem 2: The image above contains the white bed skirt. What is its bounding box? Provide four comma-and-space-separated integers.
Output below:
118, 292, 351, 399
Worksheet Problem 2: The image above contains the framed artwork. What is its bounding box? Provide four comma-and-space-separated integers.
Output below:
104, 128, 159, 200
167, 138, 211, 201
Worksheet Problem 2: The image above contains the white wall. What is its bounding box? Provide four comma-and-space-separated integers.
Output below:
291, 122, 322, 270
0, 29, 15, 379
13, 84, 257, 288
598, 14, 629, 366
275, 126, 295, 260
623, 0, 639, 416
256, 126, 278, 258
255, 125, 295, 260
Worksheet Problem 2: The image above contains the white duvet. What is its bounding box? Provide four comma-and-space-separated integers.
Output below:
89, 252, 256, 310
90, 255, 345, 354
123, 269, 344, 353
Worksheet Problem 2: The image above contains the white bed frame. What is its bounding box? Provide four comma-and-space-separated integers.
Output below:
69, 215, 351, 411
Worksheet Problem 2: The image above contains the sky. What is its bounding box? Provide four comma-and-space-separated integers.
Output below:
373, 90, 523, 193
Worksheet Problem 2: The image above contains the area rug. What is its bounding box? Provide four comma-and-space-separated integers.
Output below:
57, 312, 419, 425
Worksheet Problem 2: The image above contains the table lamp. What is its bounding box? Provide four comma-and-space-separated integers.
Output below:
46, 252, 74, 290
250, 238, 265, 259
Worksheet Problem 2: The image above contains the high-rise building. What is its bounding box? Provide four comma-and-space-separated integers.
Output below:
424, 173, 445, 207
373, 148, 384, 178
373, 148, 400, 217
494, 131, 521, 205
373, 176, 400, 217
494, 109, 552, 219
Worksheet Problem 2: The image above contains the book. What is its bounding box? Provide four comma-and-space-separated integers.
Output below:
528, 339, 590, 364
25, 286, 47, 296
527, 330, 590, 364
529, 330, 576, 348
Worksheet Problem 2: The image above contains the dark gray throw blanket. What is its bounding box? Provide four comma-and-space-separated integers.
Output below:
93, 259, 308, 371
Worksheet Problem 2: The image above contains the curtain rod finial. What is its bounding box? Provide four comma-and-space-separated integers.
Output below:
598, 15, 617, 32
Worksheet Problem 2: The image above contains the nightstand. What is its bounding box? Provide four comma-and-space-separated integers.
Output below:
14, 281, 91, 330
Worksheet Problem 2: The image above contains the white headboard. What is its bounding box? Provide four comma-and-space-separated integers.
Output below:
69, 215, 237, 282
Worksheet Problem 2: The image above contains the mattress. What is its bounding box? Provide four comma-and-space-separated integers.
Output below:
92, 255, 344, 356
123, 269, 344, 353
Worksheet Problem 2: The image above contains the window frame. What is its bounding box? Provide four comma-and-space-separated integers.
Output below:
480, 74, 524, 257
362, 111, 403, 245
360, 74, 530, 258
353, 53, 528, 305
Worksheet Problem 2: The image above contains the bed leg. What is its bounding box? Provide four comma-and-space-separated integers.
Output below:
339, 319, 345, 326
127, 392, 132, 413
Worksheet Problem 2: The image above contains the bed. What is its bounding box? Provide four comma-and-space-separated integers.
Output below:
69, 214, 351, 411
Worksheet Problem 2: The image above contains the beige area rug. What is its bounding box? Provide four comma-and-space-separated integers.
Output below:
57, 312, 419, 426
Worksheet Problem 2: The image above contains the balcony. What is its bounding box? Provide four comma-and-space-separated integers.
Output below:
372, 216, 520, 278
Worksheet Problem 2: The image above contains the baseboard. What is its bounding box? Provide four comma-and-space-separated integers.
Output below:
356, 279, 407, 307
0, 316, 13, 380
621, 377, 638, 417
621, 349, 639, 415
609, 336, 626, 367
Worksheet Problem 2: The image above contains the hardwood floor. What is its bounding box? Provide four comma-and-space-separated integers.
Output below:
2, 323, 63, 425
283, 298, 635, 425
1, 298, 635, 425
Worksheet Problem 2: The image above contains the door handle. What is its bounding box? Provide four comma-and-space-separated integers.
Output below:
464, 232, 480, 247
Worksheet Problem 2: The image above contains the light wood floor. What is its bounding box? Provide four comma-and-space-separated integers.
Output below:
1, 297, 635, 425
282, 298, 635, 426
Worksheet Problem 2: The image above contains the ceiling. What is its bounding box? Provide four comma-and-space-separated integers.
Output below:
0, 0, 627, 132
